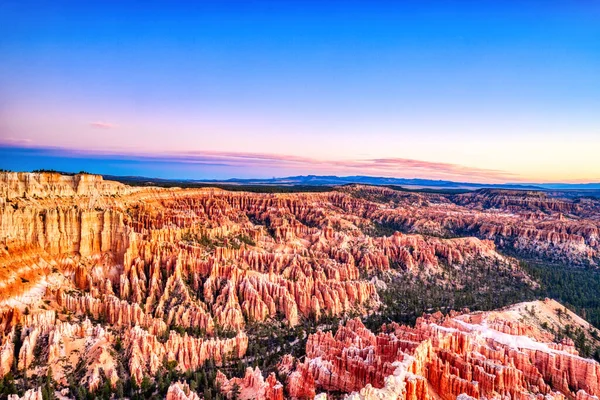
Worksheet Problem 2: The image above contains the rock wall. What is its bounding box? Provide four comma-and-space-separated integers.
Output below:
0, 172, 137, 200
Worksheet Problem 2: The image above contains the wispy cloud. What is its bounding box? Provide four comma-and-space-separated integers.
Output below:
1, 137, 33, 145
332, 158, 515, 180
128, 151, 517, 181
0, 145, 516, 182
89, 121, 116, 129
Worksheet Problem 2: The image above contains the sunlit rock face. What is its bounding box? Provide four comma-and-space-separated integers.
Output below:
0, 171, 139, 200
278, 299, 600, 400
217, 367, 284, 400
166, 381, 201, 400
1, 172, 598, 398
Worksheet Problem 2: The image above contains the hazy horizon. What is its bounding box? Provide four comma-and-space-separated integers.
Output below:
1, 1, 599, 182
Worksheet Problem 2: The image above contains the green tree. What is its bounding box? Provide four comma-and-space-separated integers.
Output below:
231, 383, 241, 400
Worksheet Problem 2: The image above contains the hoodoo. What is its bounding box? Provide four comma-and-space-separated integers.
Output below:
1, 173, 599, 398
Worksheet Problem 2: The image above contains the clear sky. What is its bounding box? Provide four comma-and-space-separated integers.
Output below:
1, 1, 599, 182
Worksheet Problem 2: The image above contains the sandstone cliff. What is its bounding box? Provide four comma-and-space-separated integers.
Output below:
0, 172, 138, 200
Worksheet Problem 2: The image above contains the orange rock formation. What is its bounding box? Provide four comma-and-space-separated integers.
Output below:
1, 173, 598, 398
217, 367, 284, 400
279, 299, 600, 399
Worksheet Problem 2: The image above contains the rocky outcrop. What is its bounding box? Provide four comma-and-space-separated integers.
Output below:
166, 381, 201, 400
7, 387, 43, 400
280, 299, 600, 399
127, 326, 248, 384
217, 367, 284, 400
0, 172, 137, 200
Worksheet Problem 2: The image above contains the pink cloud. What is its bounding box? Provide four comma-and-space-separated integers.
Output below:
90, 121, 116, 129
0, 137, 33, 145
0, 144, 519, 183
166, 151, 516, 181
83, 148, 518, 182
333, 158, 514, 180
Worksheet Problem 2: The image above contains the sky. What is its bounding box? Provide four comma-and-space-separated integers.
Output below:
1, 1, 599, 183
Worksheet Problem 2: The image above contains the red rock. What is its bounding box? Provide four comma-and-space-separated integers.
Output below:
1, 172, 599, 398
166, 381, 201, 400
217, 367, 284, 400
282, 301, 600, 399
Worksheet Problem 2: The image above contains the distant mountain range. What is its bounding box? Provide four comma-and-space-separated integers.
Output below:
200, 175, 546, 189
106, 174, 600, 191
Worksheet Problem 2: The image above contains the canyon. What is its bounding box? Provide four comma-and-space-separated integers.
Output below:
0, 172, 599, 399
277, 298, 600, 400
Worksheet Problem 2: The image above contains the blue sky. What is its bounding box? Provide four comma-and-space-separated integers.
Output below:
1, 1, 599, 182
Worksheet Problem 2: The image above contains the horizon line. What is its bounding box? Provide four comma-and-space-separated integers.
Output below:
3, 167, 600, 189
1, 143, 599, 185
